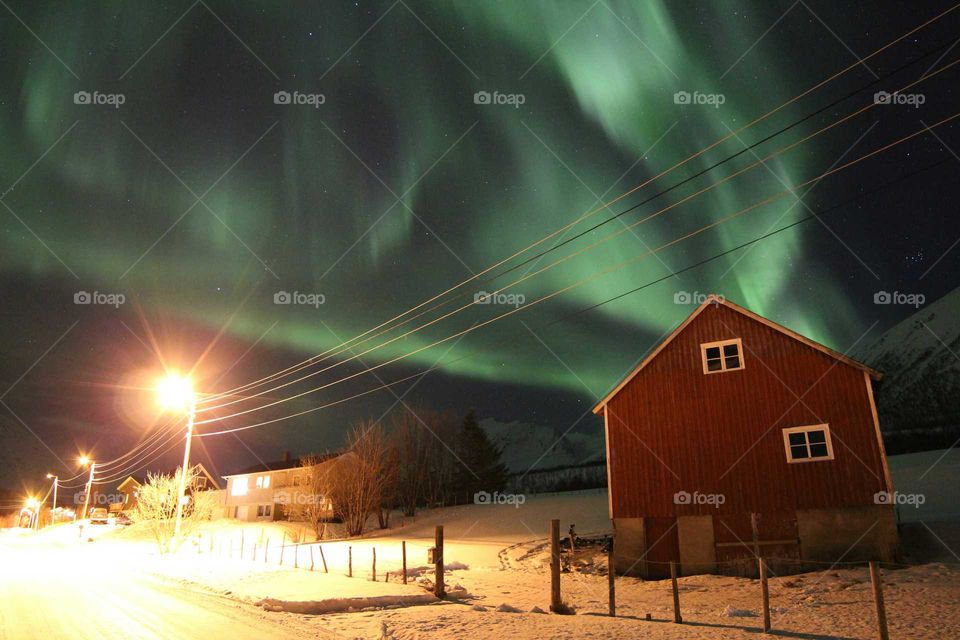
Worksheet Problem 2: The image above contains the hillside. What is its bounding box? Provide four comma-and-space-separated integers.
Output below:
852, 286, 960, 449
480, 419, 604, 473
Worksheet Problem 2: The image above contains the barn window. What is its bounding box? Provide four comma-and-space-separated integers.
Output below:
782, 424, 835, 463
700, 338, 744, 374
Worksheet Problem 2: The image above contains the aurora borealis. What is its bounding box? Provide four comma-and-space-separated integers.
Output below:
2, 1, 959, 485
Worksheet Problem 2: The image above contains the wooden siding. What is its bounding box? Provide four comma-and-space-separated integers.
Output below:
606, 302, 888, 519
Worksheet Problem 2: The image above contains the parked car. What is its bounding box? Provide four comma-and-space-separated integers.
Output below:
115, 512, 132, 526
88, 508, 109, 525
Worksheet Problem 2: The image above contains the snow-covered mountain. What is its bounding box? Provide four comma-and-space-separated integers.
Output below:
853, 286, 960, 437
480, 419, 604, 473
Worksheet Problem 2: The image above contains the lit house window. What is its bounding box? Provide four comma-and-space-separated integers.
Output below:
256, 475, 270, 489
701, 338, 744, 374
231, 478, 248, 497
782, 424, 835, 463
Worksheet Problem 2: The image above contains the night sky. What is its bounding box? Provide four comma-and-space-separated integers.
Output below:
1, 1, 958, 494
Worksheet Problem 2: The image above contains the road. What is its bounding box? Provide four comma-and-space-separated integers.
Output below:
0, 530, 340, 640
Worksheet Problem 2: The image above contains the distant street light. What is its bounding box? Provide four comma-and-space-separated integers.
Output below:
156, 374, 197, 542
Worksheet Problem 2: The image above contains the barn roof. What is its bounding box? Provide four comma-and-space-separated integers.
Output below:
592, 295, 882, 414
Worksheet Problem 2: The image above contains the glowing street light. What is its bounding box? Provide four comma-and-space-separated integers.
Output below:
156, 374, 197, 542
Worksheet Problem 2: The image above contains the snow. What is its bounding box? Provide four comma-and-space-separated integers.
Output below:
4, 489, 960, 638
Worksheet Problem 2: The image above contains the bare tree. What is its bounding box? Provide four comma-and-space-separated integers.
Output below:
422, 410, 460, 507
328, 421, 398, 537
131, 466, 217, 553
294, 454, 337, 541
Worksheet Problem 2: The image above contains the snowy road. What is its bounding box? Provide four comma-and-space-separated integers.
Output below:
0, 534, 340, 640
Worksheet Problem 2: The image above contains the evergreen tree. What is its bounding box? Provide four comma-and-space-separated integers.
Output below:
457, 409, 509, 503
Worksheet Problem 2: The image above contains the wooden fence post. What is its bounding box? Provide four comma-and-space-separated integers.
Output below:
372, 547, 377, 581
279, 531, 286, 565
760, 557, 771, 632
264, 538, 269, 564
319, 545, 328, 573
550, 519, 561, 612
608, 544, 616, 617
309, 545, 314, 571
240, 530, 245, 560
294, 543, 299, 569
348, 546, 352, 577
671, 561, 682, 624
253, 543, 258, 562
870, 561, 890, 640
402, 541, 408, 585
435, 525, 445, 598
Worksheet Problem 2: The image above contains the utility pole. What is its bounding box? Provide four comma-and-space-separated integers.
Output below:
172, 402, 196, 541
46, 474, 58, 525
82, 463, 96, 520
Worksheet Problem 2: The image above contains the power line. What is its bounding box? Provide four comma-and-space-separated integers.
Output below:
194, 57, 959, 418
197, 5, 960, 406
194, 113, 959, 435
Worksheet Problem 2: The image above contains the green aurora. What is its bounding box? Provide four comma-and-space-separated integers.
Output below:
1, 1, 898, 398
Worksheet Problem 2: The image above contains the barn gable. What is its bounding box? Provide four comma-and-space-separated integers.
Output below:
593, 295, 881, 415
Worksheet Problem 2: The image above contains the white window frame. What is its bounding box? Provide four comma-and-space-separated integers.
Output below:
782, 424, 835, 463
255, 475, 270, 489
230, 477, 248, 497
700, 338, 745, 374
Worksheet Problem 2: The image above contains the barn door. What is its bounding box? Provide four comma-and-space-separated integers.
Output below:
643, 517, 680, 579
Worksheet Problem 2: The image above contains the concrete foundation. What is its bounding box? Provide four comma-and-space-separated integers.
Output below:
797, 505, 898, 563
612, 517, 646, 576
613, 506, 899, 576
677, 515, 716, 575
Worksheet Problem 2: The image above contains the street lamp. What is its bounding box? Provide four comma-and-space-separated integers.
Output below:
46, 474, 58, 525
156, 374, 196, 542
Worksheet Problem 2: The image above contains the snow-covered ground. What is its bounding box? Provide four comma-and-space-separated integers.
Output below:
4, 488, 960, 638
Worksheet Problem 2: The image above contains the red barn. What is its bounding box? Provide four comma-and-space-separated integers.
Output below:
593, 296, 897, 577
